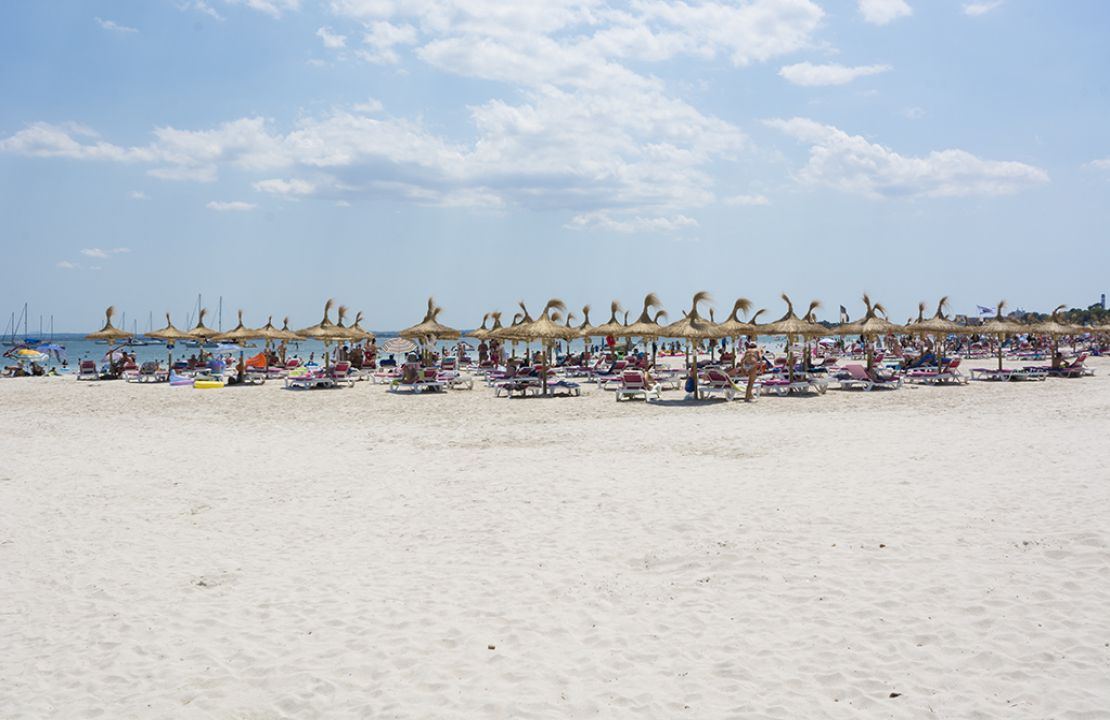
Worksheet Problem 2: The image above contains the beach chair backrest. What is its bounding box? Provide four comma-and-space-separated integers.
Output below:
1072, 352, 1088, 367
706, 368, 728, 384
947, 358, 961, 371
286, 359, 300, 369
421, 367, 438, 381
621, 370, 645, 388
845, 364, 867, 380
80, 360, 96, 371
333, 361, 351, 374
442, 358, 457, 371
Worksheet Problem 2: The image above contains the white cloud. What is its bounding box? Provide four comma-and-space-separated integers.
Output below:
253, 177, 316, 195
96, 17, 138, 33
1085, 158, 1110, 171
335, 200, 352, 207
963, 1, 1004, 16
227, 0, 300, 18
779, 62, 891, 86
79, 247, 129, 259
352, 98, 384, 113
902, 106, 926, 120
128, 190, 148, 200
566, 211, 698, 233
316, 27, 347, 48
767, 117, 1048, 198
57, 260, 79, 270
726, 194, 770, 206
179, 1, 224, 20
358, 21, 417, 64
858, 0, 912, 25
206, 200, 257, 211
0, 1, 826, 224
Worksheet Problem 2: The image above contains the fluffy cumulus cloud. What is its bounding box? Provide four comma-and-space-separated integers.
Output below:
1085, 158, 1110, 171
316, 26, 347, 48
963, 1, 1004, 16
858, 0, 912, 25
779, 62, 891, 86
767, 117, 1048, 198
206, 200, 257, 211
4, 0, 1045, 228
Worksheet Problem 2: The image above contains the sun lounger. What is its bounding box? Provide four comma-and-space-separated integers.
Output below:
971, 367, 1046, 382
904, 358, 968, 385
615, 370, 661, 402
77, 359, 100, 381
699, 368, 758, 401
328, 361, 356, 388
127, 361, 167, 383
389, 367, 444, 393
285, 368, 336, 389
835, 364, 902, 391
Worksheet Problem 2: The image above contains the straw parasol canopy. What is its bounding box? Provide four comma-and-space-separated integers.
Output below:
593, 301, 627, 340
186, 309, 221, 359
1026, 305, 1082, 337
470, 313, 492, 341
660, 291, 723, 392
514, 299, 577, 395
764, 295, 828, 339
492, 303, 534, 343
213, 310, 262, 344
86, 306, 134, 343
148, 312, 191, 374
331, 305, 364, 343
716, 299, 766, 367
621, 293, 667, 340
835, 294, 904, 370
906, 297, 967, 376
347, 311, 376, 342
148, 312, 191, 343
763, 295, 827, 381
399, 297, 462, 344
1026, 304, 1084, 361
254, 316, 291, 344
976, 300, 1026, 371
576, 305, 596, 340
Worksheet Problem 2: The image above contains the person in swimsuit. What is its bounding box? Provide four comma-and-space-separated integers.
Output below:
739, 341, 762, 402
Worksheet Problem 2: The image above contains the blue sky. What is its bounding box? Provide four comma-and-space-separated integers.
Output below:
2, 0, 1109, 331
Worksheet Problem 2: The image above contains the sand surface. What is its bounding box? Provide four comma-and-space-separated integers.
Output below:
2, 362, 1110, 718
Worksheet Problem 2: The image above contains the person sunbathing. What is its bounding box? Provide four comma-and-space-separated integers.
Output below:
400, 361, 420, 385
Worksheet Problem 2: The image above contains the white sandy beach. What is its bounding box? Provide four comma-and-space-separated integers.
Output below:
2, 363, 1109, 719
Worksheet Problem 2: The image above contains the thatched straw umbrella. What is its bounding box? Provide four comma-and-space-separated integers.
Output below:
491, 303, 534, 360
763, 295, 828, 381
470, 313, 492, 342
977, 300, 1026, 371
148, 312, 191, 372
1025, 305, 1085, 361
186, 308, 222, 360
593, 301, 627, 355
298, 299, 351, 367
514, 299, 577, 395
907, 297, 965, 377
272, 317, 304, 363
660, 291, 722, 393
86, 306, 134, 348
621, 293, 668, 364
250, 316, 294, 373
834, 294, 903, 371
399, 297, 461, 360
348, 311, 376, 342
214, 310, 264, 379
716, 298, 756, 367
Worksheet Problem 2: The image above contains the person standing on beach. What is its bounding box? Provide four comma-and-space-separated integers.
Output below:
739, 342, 762, 402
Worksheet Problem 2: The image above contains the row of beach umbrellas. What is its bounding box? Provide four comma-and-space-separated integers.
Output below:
87, 294, 1100, 377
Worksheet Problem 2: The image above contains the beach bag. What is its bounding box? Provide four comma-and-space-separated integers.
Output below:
684, 375, 696, 393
